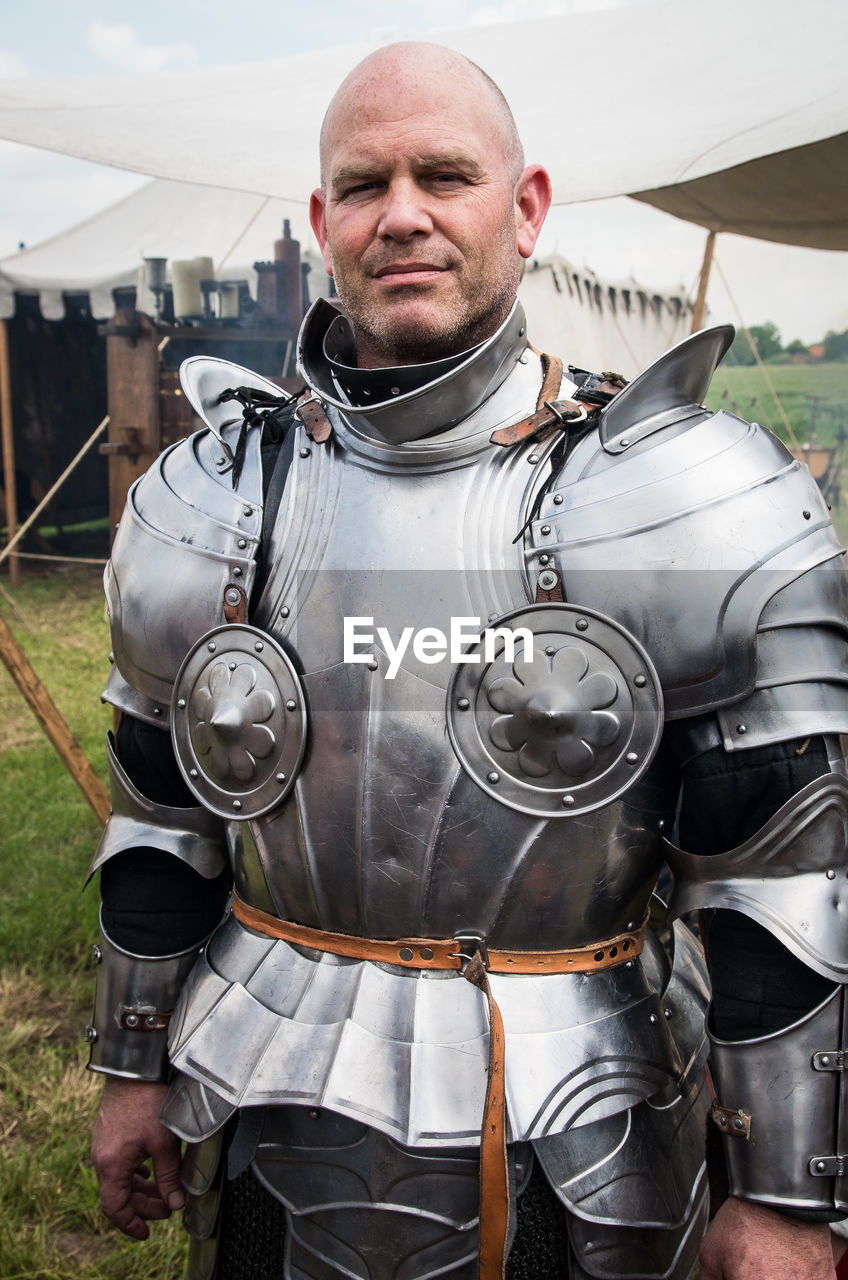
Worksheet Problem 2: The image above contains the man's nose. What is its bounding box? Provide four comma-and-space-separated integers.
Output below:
377, 179, 434, 241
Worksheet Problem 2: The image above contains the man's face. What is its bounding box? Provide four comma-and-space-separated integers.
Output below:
310, 71, 548, 367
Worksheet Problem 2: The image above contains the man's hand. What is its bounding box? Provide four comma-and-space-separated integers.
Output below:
700, 1197, 836, 1279
90, 1076, 184, 1240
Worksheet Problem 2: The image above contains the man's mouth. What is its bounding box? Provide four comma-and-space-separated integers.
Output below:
372, 263, 449, 285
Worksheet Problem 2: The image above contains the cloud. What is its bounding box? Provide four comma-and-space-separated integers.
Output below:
0, 49, 31, 79
87, 22, 198, 73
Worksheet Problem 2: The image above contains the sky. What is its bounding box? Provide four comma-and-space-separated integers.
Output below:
1, 0, 847, 345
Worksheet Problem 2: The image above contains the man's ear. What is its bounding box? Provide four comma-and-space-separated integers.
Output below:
514, 165, 552, 259
309, 188, 334, 276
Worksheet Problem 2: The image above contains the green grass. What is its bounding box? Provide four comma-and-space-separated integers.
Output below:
706, 360, 848, 447
0, 565, 187, 1278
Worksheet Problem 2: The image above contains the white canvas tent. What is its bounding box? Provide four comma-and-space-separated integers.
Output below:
0, 176, 692, 376
0, 0, 846, 250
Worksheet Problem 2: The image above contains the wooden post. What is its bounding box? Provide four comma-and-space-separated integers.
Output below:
0, 607, 110, 824
0, 318, 19, 587
102, 309, 161, 540
690, 230, 717, 334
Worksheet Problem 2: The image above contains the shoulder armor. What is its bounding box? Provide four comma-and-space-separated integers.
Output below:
527, 327, 847, 717
105, 358, 290, 724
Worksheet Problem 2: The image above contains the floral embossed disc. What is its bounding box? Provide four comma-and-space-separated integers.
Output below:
446, 604, 662, 817
171, 624, 306, 818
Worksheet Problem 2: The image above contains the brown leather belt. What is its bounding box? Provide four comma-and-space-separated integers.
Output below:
231, 892, 646, 1279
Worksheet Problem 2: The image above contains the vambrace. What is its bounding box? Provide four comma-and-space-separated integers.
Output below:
87, 913, 203, 1080
666, 768, 848, 1212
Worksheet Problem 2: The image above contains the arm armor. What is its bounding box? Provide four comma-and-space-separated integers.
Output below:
87, 731, 228, 884
86, 731, 229, 1079
666, 772, 848, 1212
87, 913, 204, 1081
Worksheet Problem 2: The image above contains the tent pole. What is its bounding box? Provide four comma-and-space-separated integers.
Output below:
690, 230, 717, 334
0, 607, 110, 824
0, 318, 20, 587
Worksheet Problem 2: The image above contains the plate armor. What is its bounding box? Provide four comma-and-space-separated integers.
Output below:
89, 300, 848, 1279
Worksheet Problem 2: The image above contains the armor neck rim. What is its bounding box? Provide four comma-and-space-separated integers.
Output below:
297, 297, 529, 444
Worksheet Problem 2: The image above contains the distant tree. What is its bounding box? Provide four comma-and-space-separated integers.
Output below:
784, 339, 810, 361
724, 321, 783, 366
823, 328, 848, 361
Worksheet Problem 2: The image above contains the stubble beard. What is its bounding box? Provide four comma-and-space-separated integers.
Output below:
331, 230, 522, 367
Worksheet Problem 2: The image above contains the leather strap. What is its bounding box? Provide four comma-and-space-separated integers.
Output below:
229, 896, 646, 1280
231, 894, 645, 975
295, 391, 333, 442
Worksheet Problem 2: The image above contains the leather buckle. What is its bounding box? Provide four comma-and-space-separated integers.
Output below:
451, 932, 489, 973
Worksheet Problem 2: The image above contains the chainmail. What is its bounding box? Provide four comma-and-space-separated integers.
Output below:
212, 1158, 572, 1279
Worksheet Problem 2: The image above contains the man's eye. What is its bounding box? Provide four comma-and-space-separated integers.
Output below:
429, 172, 469, 188
340, 181, 382, 201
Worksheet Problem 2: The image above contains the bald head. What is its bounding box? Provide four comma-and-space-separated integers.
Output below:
319, 42, 525, 189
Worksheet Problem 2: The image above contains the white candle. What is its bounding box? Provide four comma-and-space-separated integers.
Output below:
172, 260, 202, 318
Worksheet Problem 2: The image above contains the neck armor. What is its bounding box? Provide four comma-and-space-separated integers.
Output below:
296, 297, 529, 444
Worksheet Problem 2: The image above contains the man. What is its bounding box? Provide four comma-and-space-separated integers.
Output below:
88, 42, 846, 1280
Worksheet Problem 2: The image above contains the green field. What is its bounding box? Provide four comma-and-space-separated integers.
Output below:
706, 360, 848, 448
0, 565, 187, 1279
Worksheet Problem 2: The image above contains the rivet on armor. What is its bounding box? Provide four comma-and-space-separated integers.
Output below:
145, 1015, 159, 1028
649, 1013, 658, 1024
238, 538, 247, 550
827, 869, 836, 880
626, 921, 636, 930
540, 525, 551, 535
625, 960, 634, 969
255, 641, 264, 653
153, 706, 162, 717
634, 673, 647, 688
367, 660, 379, 671
519, 328, 525, 337
539, 553, 550, 565
177, 698, 186, 709
244, 507, 253, 517
309, 1108, 321, 1120
821, 1056, 831, 1067
216, 456, 226, 467
300, 447, 311, 459
233, 800, 242, 811
718, 1114, 728, 1127
519, 354, 528, 365
225, 586, 241, 604
553, 493, 563, 505
280, 606, 290, 618
83, 1025, 98, 1043
803, 510, 811, 520
576, 618, 589, 631
658, 818, 666, 830
190, 768, 199, 779
457, 697, 470, 711
399, 947, 414, 962
620, 437, 631, 448
208, 641, 217, 652
125, 1014, 139, 1028
276, 772, 286, 783
286, 699, 297, 711
538, 570, 558, 591
562, 795, 575, 807
626, 751, 638, 764
736, 724, 747, 734
233, 566, 243, 577
488, 771, 500, 784
546, 646, 556, 656
420, 947, 435, 961
816, 1160, 827, 1172
90, 945, 102, 965
488, 613, 498, 622
732, 1117, 745, 1131
664, 1008, 673, 1019
391, 386, 401, 395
